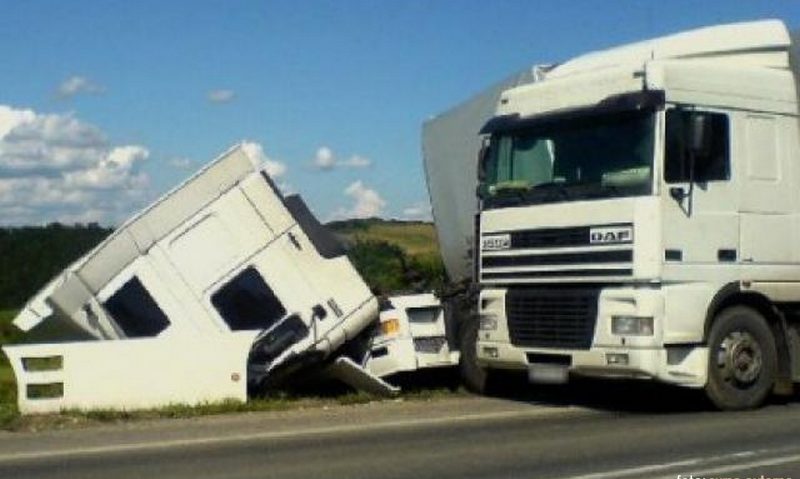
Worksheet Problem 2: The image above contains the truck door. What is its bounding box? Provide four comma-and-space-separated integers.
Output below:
661, 108, 739, 269
738, 114, 796, 263
162, 186, 323, 338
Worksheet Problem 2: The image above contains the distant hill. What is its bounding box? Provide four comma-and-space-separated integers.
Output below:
326, 218, 440, 258
326, 218, 445, 295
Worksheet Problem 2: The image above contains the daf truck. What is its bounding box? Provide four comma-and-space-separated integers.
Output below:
470, 19, 800, 410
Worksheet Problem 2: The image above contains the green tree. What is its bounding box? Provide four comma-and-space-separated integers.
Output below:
0, 224, 112, 309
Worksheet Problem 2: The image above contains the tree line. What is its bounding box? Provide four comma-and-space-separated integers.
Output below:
0, 223, 113, 310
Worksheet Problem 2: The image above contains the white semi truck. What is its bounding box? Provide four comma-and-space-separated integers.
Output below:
467, 19, 800, 410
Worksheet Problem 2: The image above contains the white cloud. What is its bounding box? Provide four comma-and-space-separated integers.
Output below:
0, 105, 151, 225
342, 155, 371, 168
63, 146, 149, 190
0, 106, 35, 137
56, 76, 104, 99
0, 109, 108, 175
277, 182, 294, 195
330, 180, 386, 219
312, 146, 371, 170
241, 141, 287, 179
207, 89, 235, 103
168, 157, 192, 169
313, 146, 335, 170
401, 201, 432, 221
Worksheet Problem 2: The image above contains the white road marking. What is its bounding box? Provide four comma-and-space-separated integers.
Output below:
561, 457, 704, 479
560, 448, 800, 479
674, 452, 800, 478
0, 406, 583, 463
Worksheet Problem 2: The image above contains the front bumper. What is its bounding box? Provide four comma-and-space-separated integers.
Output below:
476, 341, 708, 388
476, 284, 712, 388
365, 335, 459, 378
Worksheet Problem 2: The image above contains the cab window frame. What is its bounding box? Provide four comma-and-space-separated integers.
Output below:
103, 276, 171, 339
663, 108, 730, 184
211, 266, 287, 331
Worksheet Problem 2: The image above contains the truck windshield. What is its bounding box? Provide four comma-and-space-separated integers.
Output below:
482, 110, 654, 207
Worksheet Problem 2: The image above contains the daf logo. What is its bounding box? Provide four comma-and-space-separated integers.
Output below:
589, 226, 633, 244
482, 234, 511, 251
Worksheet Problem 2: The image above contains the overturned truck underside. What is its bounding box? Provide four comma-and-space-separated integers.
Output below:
3, 145, 412, 414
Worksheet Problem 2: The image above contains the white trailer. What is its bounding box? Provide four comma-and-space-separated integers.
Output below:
473, 19, 800, 409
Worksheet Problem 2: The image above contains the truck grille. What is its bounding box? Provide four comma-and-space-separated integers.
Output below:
480, 223, 634, 282
482, 250, 632, 268
506, 287, 599, 350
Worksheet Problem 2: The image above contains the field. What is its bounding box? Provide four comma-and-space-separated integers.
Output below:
328, 219, 440, 258
329, 220, 445, 294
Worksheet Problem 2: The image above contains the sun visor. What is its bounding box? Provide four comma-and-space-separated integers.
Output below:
479, 90, 665, 135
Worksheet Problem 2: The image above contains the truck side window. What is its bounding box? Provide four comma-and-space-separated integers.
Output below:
212, 267, 287, 331
664, 109, 729, 183
104, 277, 171, 338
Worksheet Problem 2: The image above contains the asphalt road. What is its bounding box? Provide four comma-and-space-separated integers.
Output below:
2, 380, 800, 479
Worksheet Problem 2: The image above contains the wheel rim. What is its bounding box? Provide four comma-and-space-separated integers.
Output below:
715, 331, 763, 387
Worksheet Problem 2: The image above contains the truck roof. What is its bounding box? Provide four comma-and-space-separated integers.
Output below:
550, 19, 791, 79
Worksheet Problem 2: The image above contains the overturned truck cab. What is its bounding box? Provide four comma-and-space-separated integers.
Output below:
3, 145, 380, 414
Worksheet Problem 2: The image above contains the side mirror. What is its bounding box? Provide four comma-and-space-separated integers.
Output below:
687, 113, 712, 158
669, 186, 687, 202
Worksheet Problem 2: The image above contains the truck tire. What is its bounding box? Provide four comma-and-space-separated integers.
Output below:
705, 306, 777, 410
459, 313, 490, 393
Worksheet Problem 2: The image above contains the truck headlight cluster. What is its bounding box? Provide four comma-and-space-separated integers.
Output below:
379, 318, 400, 336
479, 316, 498, 331
611, 316, 654, 336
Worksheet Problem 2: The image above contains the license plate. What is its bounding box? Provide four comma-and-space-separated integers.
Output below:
528, 364, 569, 384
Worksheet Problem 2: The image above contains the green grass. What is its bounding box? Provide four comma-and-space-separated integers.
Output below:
0, 388, 464, 433
0, 309, 19, 429
330, 220, 446, 294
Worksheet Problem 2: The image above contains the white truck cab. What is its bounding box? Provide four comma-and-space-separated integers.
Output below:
4, 145, 378, 413
475, 20, 800, 409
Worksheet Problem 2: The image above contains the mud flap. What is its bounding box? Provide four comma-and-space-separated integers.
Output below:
324, 357, 400, 397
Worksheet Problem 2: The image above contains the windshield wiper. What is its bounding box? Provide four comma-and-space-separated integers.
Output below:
490, 182, 530, 204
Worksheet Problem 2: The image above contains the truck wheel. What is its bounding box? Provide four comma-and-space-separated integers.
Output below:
459, 313, 490, 393
705, 306, 777, 410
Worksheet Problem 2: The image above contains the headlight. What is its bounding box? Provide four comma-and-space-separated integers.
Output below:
611, 316, 654, 336
379, 317, 400, 336
479, 316, 498, 330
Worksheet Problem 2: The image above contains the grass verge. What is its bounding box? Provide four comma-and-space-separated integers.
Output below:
1, 387, 464, 433
0, 309, 19, 430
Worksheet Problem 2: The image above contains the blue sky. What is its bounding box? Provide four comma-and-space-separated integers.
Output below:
0, 1, 799, 225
